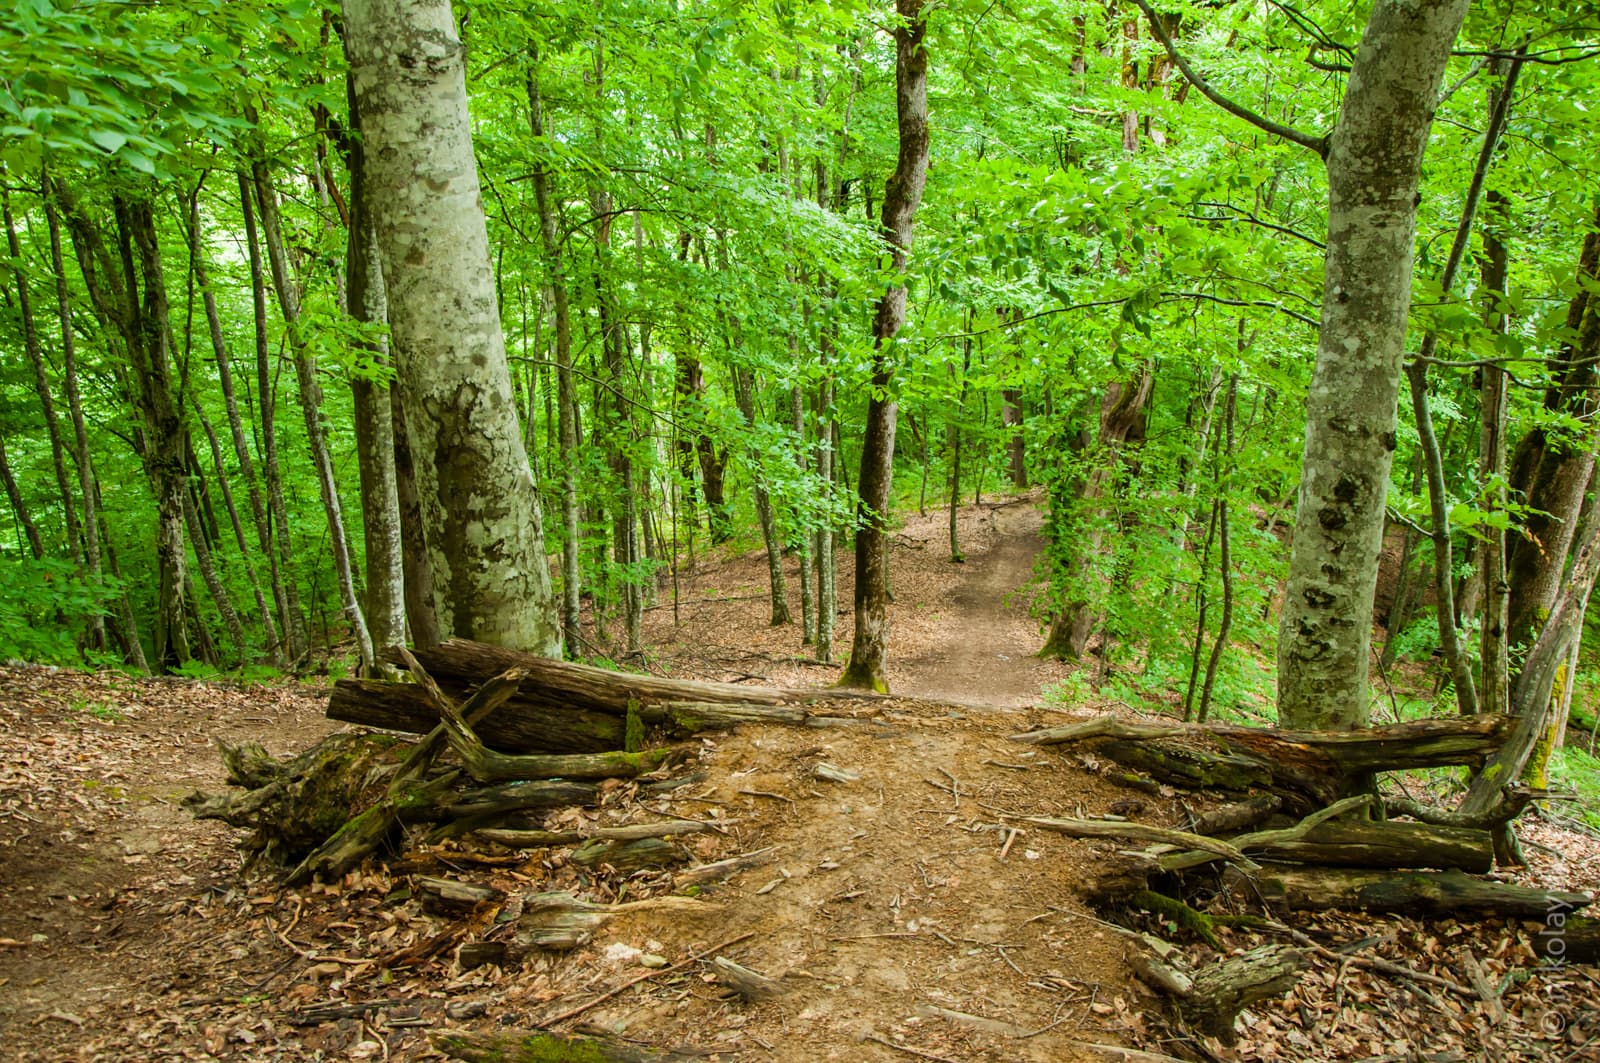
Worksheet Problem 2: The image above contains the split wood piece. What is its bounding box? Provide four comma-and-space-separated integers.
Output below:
673, 846, 778, 889
915, 1004, 1031, 1038
571, 836, 687, 872
1191, 795, 1282, 836
711, 956, 783, 1000
474, 819, 720, 849
1124, 935, 1305, 1047
1234, 867, 1595, 918
1180, 945, 1305, 1045
1021, 816, 1260, 871
513, 891, 720, 953
416, 875, 502, 909
433, 1029, 701, 1062
457, 940, 508, 970
1013, 714, 1516, 804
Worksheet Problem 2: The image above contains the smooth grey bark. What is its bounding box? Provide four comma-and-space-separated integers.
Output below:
391, 383, 439, 648
345, 87, 407, 661
526, 59, 582, 656
3, 188, 81, 564
792, 382, 815, 643
247, 150, 375, 672
1275, 0, 1471, 730
185, 194, 282, 662
42, 187, 121, 660
837, 0, 929, 692
1478, 186, 1511, 715
0, 434, 44, 559
732, 365, 791, 626
344, 0, 560, 655
118, 196, 191, 671
239, 170, 309, 662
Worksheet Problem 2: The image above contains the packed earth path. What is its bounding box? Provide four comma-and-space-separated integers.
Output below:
2, 497, 1597, 1062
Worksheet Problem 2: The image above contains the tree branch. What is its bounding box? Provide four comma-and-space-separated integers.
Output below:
1133, 0, 1329, 157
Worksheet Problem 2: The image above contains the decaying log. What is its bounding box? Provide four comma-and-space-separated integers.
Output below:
442, 780, 597, 820
1179, 945, 1306, 1044
1014, 714, 1516, 804
417, 876, 502, 910
1236, 867, 1595, 918
1534, 914, 1599, 965
570, 836, 687, 872
1022, 816, 1260, 871
330, 678, 625, 753
1160, 795, 1373, 871
434, 1029, 699, 1062
711, 956, 782, 1000
1124, 931, 1306, 1045
1248, 819, 1493, 872
183, 732, 413, 867
390, 639, 800, 713
673, 846, 778, 889
511, 891, 722, 953
1190, 796, 1282, 836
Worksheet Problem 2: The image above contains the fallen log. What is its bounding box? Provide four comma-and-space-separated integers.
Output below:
389, 639, 799, 713
1535, 914, 1599, 966
1124, 933, 1306, 1045
1235, 867, 1594, 918
434, 1029, 700, 1062
1013, 714, 1516, 803
1249, 819, 1493, 873
330, 678, 624, 754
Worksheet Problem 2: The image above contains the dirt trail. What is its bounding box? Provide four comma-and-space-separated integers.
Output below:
3, 498, 1594, 1062
892, 503, 1058, 708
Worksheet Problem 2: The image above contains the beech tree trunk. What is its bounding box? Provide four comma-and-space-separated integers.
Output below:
248, 147, 375, 672
239, 170, 310, 663
838, 0, 929, 692
526, 59, 582, 655
1277, 0, 1470, 730
1042, 372, 1152, 659
344, 85, 407, 661
344, 0, 561, 656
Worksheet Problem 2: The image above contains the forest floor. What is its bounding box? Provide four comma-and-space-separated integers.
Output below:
2, 496, 1598, 1062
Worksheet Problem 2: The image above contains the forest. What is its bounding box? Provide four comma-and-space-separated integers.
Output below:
2, 0, 1599, 1058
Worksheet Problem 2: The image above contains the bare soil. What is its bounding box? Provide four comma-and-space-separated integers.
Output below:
2, 496, 1596, 1062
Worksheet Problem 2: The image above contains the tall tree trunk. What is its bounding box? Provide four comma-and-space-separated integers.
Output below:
117, 196, 191, 671
732, 366, 791, 626
1504, 206, 1600, 652
792, 383, 815, 643
838, 0, 929, 692
344, 81, 407, 662
1478, 183, 1512, 714
247, 146, 375, 671
184, 191, 282, 663
41, 185, 118, 659
1276, 0, 1471, 730
390, 384, 439, 648
526, 58, 582, 655
1042, 372, 1152, 659
3, 188, 82, 563
239, 169, 309, 662
1195, 376, 1239, 723
0, 434, 44, 559
344, 0, 561, 655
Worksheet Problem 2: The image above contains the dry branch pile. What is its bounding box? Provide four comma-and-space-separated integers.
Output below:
184, 641, 1595, 1054
1008, 712, 1597, 1039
